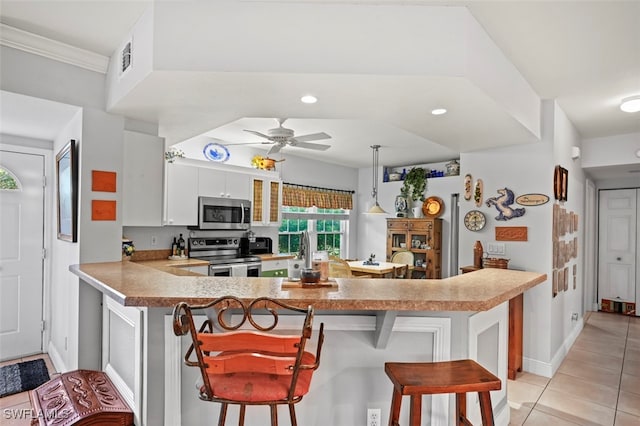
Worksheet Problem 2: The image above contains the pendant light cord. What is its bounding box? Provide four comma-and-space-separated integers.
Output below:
371, 145, 381, 201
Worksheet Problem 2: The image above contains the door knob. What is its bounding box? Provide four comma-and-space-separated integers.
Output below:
616, 257, 622, 261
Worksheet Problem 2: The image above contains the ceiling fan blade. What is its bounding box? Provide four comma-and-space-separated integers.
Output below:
288, 141, 331, 151
267, 143, 284, 155
243, 129, 272, 140
222, 141, 273, 146
290, 132, 331, 143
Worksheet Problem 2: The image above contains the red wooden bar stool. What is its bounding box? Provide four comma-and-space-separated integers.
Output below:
384, 359, 501, 426
173, 296, 324, 426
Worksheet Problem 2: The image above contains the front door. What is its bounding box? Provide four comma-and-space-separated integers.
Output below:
598, 188, 638, 315
0, 149, 45, 360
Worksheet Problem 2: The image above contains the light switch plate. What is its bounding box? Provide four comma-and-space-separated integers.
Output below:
486, 243, 506, 255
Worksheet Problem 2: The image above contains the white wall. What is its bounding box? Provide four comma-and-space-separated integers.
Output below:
582, 132, 640, 169
2, 46, 126, 372
49, 110, 82, 371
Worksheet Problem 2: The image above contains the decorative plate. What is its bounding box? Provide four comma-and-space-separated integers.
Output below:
203, 143, 230, 162
422, 196, 444, 218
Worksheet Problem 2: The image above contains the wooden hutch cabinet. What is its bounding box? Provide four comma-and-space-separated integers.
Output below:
386, 218, 442, 279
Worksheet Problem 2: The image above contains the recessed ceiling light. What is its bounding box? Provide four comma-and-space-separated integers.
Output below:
431, 108, 447, 116
620, 95, 640, 113
300, 95, 317, 104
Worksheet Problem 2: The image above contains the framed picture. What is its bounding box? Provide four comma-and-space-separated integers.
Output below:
56, 139, 78, 242
554, 165, 569, 201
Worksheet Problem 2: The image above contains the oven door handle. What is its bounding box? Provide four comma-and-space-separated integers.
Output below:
241, 202, 245, 224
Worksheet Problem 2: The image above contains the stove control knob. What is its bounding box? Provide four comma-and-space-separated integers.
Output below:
233, 239, 238, 244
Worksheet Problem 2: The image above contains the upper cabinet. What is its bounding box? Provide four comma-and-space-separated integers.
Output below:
122, 131, 164, 226
164, 162, 198, 226
251, 177, 282, 226
198, 167, 250, 200
162, 158, 280, 227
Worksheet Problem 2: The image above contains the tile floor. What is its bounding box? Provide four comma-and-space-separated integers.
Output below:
0, 311, 638, 425
509, 311, 640, 425
0, 353, 58, 426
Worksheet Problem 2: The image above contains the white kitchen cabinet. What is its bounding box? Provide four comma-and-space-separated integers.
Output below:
164, 162, 198, 226
251, 177, 282, 226
122, 131, 164, 226
198, 168, 250, 200
261, 259, 289, 277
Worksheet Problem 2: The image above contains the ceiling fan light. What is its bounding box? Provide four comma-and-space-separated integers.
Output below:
431, 108, 447, 116
301, 95, 318, 104
620, 95, 640, 113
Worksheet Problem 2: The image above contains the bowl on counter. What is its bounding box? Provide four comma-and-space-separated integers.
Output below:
300, 268, 321, 284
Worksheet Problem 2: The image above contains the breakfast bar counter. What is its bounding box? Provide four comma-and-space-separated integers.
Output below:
70, 260, 544, 311
69, 260, 545, 426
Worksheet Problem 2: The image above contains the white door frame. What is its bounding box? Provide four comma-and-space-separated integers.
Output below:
0, 141, 53, 355
584, 179, 597, 312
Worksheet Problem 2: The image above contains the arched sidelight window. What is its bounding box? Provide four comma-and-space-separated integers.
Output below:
0, 166, 21, 190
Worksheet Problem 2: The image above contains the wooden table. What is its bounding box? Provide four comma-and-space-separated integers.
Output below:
347, 261, 410, 278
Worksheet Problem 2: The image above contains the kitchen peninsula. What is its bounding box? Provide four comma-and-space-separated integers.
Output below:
70, 261, 545, 426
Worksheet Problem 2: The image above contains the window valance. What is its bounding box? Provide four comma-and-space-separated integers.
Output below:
282, 183, 354, 210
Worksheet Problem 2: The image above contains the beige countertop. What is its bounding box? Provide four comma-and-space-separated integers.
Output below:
70, 260, 546, 312
256, 254, 295, 262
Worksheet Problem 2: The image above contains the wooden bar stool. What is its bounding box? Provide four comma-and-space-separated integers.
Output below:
385, 359, 501, 426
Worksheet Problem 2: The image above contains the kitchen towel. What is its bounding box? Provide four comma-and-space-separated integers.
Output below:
231, 264, 248, 277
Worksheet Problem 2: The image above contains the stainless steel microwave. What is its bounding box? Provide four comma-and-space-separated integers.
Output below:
198, 197, 251, 230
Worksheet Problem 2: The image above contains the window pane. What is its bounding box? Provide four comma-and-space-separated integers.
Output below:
0, 168, 19, 190
289, 219, 299, 233
278, 235, 289, 254
299, 220, 308, 231
316, 220, 325, 232
290, 234, 300, 254
279, 219, 289, 233
317, 234, 326, 251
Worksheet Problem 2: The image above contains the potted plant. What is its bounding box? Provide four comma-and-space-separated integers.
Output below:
400, 167, 427, 203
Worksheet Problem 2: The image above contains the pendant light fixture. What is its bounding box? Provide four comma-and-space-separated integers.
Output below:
366, 145, 388, 214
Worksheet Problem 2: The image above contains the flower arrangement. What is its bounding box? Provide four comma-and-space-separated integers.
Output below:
122, 239, 135, 259
164, 147, 185, 163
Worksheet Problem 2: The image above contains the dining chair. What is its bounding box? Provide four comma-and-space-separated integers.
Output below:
173, 296, 325, 426
392, 264, 408, 279
391, 250, 414, 278
328, 257, 372, 278
328, 257, 353, 278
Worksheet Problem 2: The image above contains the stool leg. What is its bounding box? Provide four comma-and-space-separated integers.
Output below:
478, 392, 495, 426
288, 404, 298, 426
456, 393, 466, 426
409, 395, 421, 426
238, 404, 246, 426
218, 403, 228, 426
389, 387, 402, 426
270, 404, 278, 426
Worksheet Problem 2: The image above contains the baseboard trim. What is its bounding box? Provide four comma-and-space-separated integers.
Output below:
522, 317, 584, 378
47, 341, 66, 373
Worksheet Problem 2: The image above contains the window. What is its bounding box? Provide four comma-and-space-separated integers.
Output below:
278, 206, 349, 257
0, 167, 20, 190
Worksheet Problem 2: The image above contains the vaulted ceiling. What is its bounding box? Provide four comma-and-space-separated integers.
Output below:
1, 1, 638, 173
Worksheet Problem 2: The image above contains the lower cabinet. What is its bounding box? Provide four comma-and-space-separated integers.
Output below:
261, 259, 290, 277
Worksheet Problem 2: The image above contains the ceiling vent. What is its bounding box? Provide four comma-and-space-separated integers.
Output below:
120, 39, 132, 76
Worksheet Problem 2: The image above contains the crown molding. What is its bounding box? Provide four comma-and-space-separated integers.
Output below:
0, 23, 109, 74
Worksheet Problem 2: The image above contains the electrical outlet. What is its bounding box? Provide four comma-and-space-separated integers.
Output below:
151, 235, 158, 246
367, 408, 381, 426
571, 312, 578, 321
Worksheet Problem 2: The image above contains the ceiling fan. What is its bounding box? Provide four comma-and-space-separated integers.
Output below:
222, 118, 332, 155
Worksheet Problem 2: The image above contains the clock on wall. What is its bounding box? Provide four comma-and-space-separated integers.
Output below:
464, 210, 486, 231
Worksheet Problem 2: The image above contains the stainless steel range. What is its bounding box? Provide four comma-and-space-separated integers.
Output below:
188, 237, 261, 277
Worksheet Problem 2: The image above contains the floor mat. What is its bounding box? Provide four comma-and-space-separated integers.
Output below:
0, 358, 50, 398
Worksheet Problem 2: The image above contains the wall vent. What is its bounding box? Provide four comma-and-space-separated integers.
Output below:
120, 39, 132, 75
